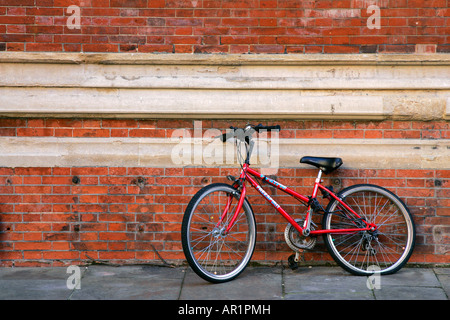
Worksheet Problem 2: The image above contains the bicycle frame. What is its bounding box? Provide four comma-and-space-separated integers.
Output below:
221, 163, 376, 236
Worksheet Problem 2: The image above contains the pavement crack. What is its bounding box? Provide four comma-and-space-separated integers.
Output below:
177, 267, 188, 300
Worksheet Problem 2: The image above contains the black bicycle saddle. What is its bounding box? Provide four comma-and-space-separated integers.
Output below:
300, 156, 343, 174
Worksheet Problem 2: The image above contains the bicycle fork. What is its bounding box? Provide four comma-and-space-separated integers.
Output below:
215, 182, 247, 235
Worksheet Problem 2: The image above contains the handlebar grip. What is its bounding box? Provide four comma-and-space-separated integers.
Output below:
218, 124, 281, 142
266, 125, 281, 131
254, 124, 281, 132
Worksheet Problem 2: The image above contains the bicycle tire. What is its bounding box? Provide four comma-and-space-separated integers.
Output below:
181, 183, 256, 283
322, 184, 416, 276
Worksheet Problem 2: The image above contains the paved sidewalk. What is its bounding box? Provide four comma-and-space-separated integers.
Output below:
0, 265, 448, 300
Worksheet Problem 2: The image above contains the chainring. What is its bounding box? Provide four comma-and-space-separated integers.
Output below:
284, 219, 317, 252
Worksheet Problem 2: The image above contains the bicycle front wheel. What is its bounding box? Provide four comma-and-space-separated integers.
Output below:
181, 183, 256, 283
323, 184, 416, 276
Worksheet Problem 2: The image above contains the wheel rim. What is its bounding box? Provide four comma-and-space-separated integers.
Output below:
186, 187, 255, 281
325, 186, 414, 274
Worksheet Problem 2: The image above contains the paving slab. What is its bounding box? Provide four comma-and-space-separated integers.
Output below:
180, 267, 283, 300
283, 266, 374, 300
434, 268, 450, 299
373, 286, 447, 300
370, 268, 447, 300
433, 268, 450, 275
70, 265, 185, 300
0, 267, 77, 300
376, 268, 441, 287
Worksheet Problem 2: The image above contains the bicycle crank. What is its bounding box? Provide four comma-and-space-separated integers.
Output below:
284, 219, 317, 252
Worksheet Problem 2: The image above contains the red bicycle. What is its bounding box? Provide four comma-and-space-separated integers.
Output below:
181, 124, 416, 283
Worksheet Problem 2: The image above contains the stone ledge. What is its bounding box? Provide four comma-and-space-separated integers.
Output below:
0, 137, 447, 170
0, 52, 448, 120
0, 87, 385, 119
1, 61, 449, 90
1, 52, 450, 66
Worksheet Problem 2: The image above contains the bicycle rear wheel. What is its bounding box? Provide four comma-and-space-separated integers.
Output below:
323, 184, 416, 275
181, 183, 256, 283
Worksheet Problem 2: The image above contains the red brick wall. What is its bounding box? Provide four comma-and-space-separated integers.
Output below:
0, 0, 448, 54
0, 2, 449, 267
0, 118, 448, 267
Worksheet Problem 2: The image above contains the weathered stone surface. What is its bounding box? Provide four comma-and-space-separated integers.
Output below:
0, 52, 449, 120
0, 137, 447, 169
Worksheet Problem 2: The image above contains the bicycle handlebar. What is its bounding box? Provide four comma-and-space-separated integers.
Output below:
219, 124, 281, 142
254, 124, 281, 133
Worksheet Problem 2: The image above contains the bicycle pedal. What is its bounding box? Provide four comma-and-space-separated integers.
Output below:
287, 254, 299, 270
227, 175, 237, 182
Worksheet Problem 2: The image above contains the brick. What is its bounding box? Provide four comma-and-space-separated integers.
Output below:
15, 168, 52, 175
333, 130, 364, 138
109, 17, 147, 26
250, 44, 285, 53
26, 43, 63, 52
73, 128, 110, 137
138, 44, 173, 53
221, 35, 258, 44
15, 242, 52, 251
15, 186, 51, 194
110, 0, 147, 7
408, 0, 446, 7
384, 130, 421, 139
166, 18, 202, 26
324, 45, 360, 53
194, 45, 228, 53
397, 169, 435, 178
82, 44, 119, 52
222, 18, 259, 27
128, 128, 166, 137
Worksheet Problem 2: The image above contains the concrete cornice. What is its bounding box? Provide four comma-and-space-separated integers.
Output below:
1, 52, 450, 66
0, 52, 449, 120
0, 137, 448, 169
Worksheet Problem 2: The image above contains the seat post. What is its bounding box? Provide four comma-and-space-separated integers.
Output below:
315, 170, 323, 184
305, 169, 323, 236
311, 169, 323, 200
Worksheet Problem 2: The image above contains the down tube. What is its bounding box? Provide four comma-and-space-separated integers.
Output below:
245, 173, 304, 234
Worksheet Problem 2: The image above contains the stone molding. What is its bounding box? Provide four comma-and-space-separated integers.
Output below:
0, 52, 449, 120
0, 137, 447, 169
1, 52, 450, 66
